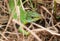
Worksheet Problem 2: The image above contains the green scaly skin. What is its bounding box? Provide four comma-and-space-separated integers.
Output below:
8, 0, 41, 36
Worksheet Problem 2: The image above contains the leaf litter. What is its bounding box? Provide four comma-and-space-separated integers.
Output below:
0, 0, 60, 41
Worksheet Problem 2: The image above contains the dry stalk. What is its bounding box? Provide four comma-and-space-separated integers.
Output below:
0, 33, 8, 40
32, 22, 60, 36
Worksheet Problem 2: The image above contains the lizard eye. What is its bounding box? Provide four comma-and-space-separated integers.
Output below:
31, 17, 34, 19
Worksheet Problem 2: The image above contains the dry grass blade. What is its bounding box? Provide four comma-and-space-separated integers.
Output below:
55, 0, 60, 4
40, 6, 52, 16
20, 23, 42, 41
32, 22, 60, 36
0, 33, 8, 40
12, 20, 42, 41
0, 0, 60, 41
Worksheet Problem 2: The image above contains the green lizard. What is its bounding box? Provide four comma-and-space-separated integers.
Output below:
8, 0, 41, 35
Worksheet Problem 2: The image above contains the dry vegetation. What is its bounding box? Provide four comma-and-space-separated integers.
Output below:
0, 0, 60, 41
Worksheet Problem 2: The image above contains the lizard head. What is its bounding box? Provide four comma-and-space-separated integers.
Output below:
26, 11, 42, 22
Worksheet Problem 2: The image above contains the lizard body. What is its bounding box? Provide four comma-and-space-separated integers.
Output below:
8, 0, 41, 35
